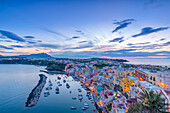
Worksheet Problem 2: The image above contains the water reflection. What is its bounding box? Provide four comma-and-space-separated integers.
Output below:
25, 74, 47, 107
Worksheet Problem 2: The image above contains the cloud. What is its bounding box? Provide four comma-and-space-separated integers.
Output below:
162, 41, 170, 46
11, 45, 24, 48
156, 38, 166, 42
112, 22, 131, 33
52, 49, 170, 59
0, 30, 25, 42
75, 30, 84, 34
27, 41, 37, 44
109, 37, 124, 43
24, 36, 35, 39
127, 42, 150, 46
79, 41, 88, 43
0, 40, 12, 42
72, 36, 80, 39
75, 30, 82, 33
36, 43, 61, 49
66, 42, 94, 49
127, 41, 170, 50
44, 28, 69, 39
0, 45, 14, 50
113, 19, 135, 25
160, 38, 165, 41
112, 19, 135, 33
132, 27, 169, 37
105, 49, 137, 53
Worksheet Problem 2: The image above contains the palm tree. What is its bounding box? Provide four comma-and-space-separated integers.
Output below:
128, 89, 168, 113
128, 103, 144, 113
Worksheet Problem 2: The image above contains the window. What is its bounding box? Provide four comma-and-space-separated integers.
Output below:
150, 76, 152, 80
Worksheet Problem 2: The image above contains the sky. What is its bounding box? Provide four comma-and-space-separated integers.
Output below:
0, 0, 170, 59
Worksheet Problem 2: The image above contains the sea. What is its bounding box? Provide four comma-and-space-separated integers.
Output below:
126, 59, 170, 66
0, 64, 96, 113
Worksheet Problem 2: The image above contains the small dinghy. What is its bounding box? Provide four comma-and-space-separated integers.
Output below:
44, 91, 50, 97
78, 94, 83, 100
72, 97, 76, 100
58, 84, 62, 86
78, 88, 82, 92
63, 79, 66, 83
57, 77, 61, 80
66, 83, 70, 88
55, 87, 59, 94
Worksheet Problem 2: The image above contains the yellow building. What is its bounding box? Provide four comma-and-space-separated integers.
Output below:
93, 76, 98, 82
120, 76, 138, 92
147, 72, 158, 86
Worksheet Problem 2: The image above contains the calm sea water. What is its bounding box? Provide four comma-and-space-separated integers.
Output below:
0, 64, 96, 113
126, 59, 170, 66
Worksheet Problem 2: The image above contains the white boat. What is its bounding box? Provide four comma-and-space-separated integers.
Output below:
78, 94, 83, 100
82, 107, 86, 110
71, 107, 76, 110
84, 103, 89, 106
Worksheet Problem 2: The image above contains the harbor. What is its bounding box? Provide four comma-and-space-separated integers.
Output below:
0, 64, 96, 113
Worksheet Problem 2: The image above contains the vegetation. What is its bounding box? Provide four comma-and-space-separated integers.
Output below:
128, 89, 168, 113
107, 103, 112, 111
94, 64, 113, 69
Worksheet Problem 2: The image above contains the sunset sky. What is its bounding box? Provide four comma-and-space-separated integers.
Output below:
0, 0, 170, 59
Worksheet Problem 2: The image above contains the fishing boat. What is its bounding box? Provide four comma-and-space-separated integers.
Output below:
66, 83, 70, 88
55, 87, 59, 94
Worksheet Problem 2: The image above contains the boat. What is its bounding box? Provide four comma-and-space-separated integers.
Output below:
63, 79, 66, 83
49, 83, 53, 86
82, 107, 86, 110
57, 81, 60, 84
72, 97, 76, 100
70, 91, 72, 93
57, 77, 61, 80
78, 94, 83, 100
56, 87, 59, 94
58, 84, 62, 86
46, 86, 52, 90
78, 88, 82, 92
84, 103, 89, 106
44, 91, 50, 97
70, 107, 76, 110
66, 83, 70, 88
